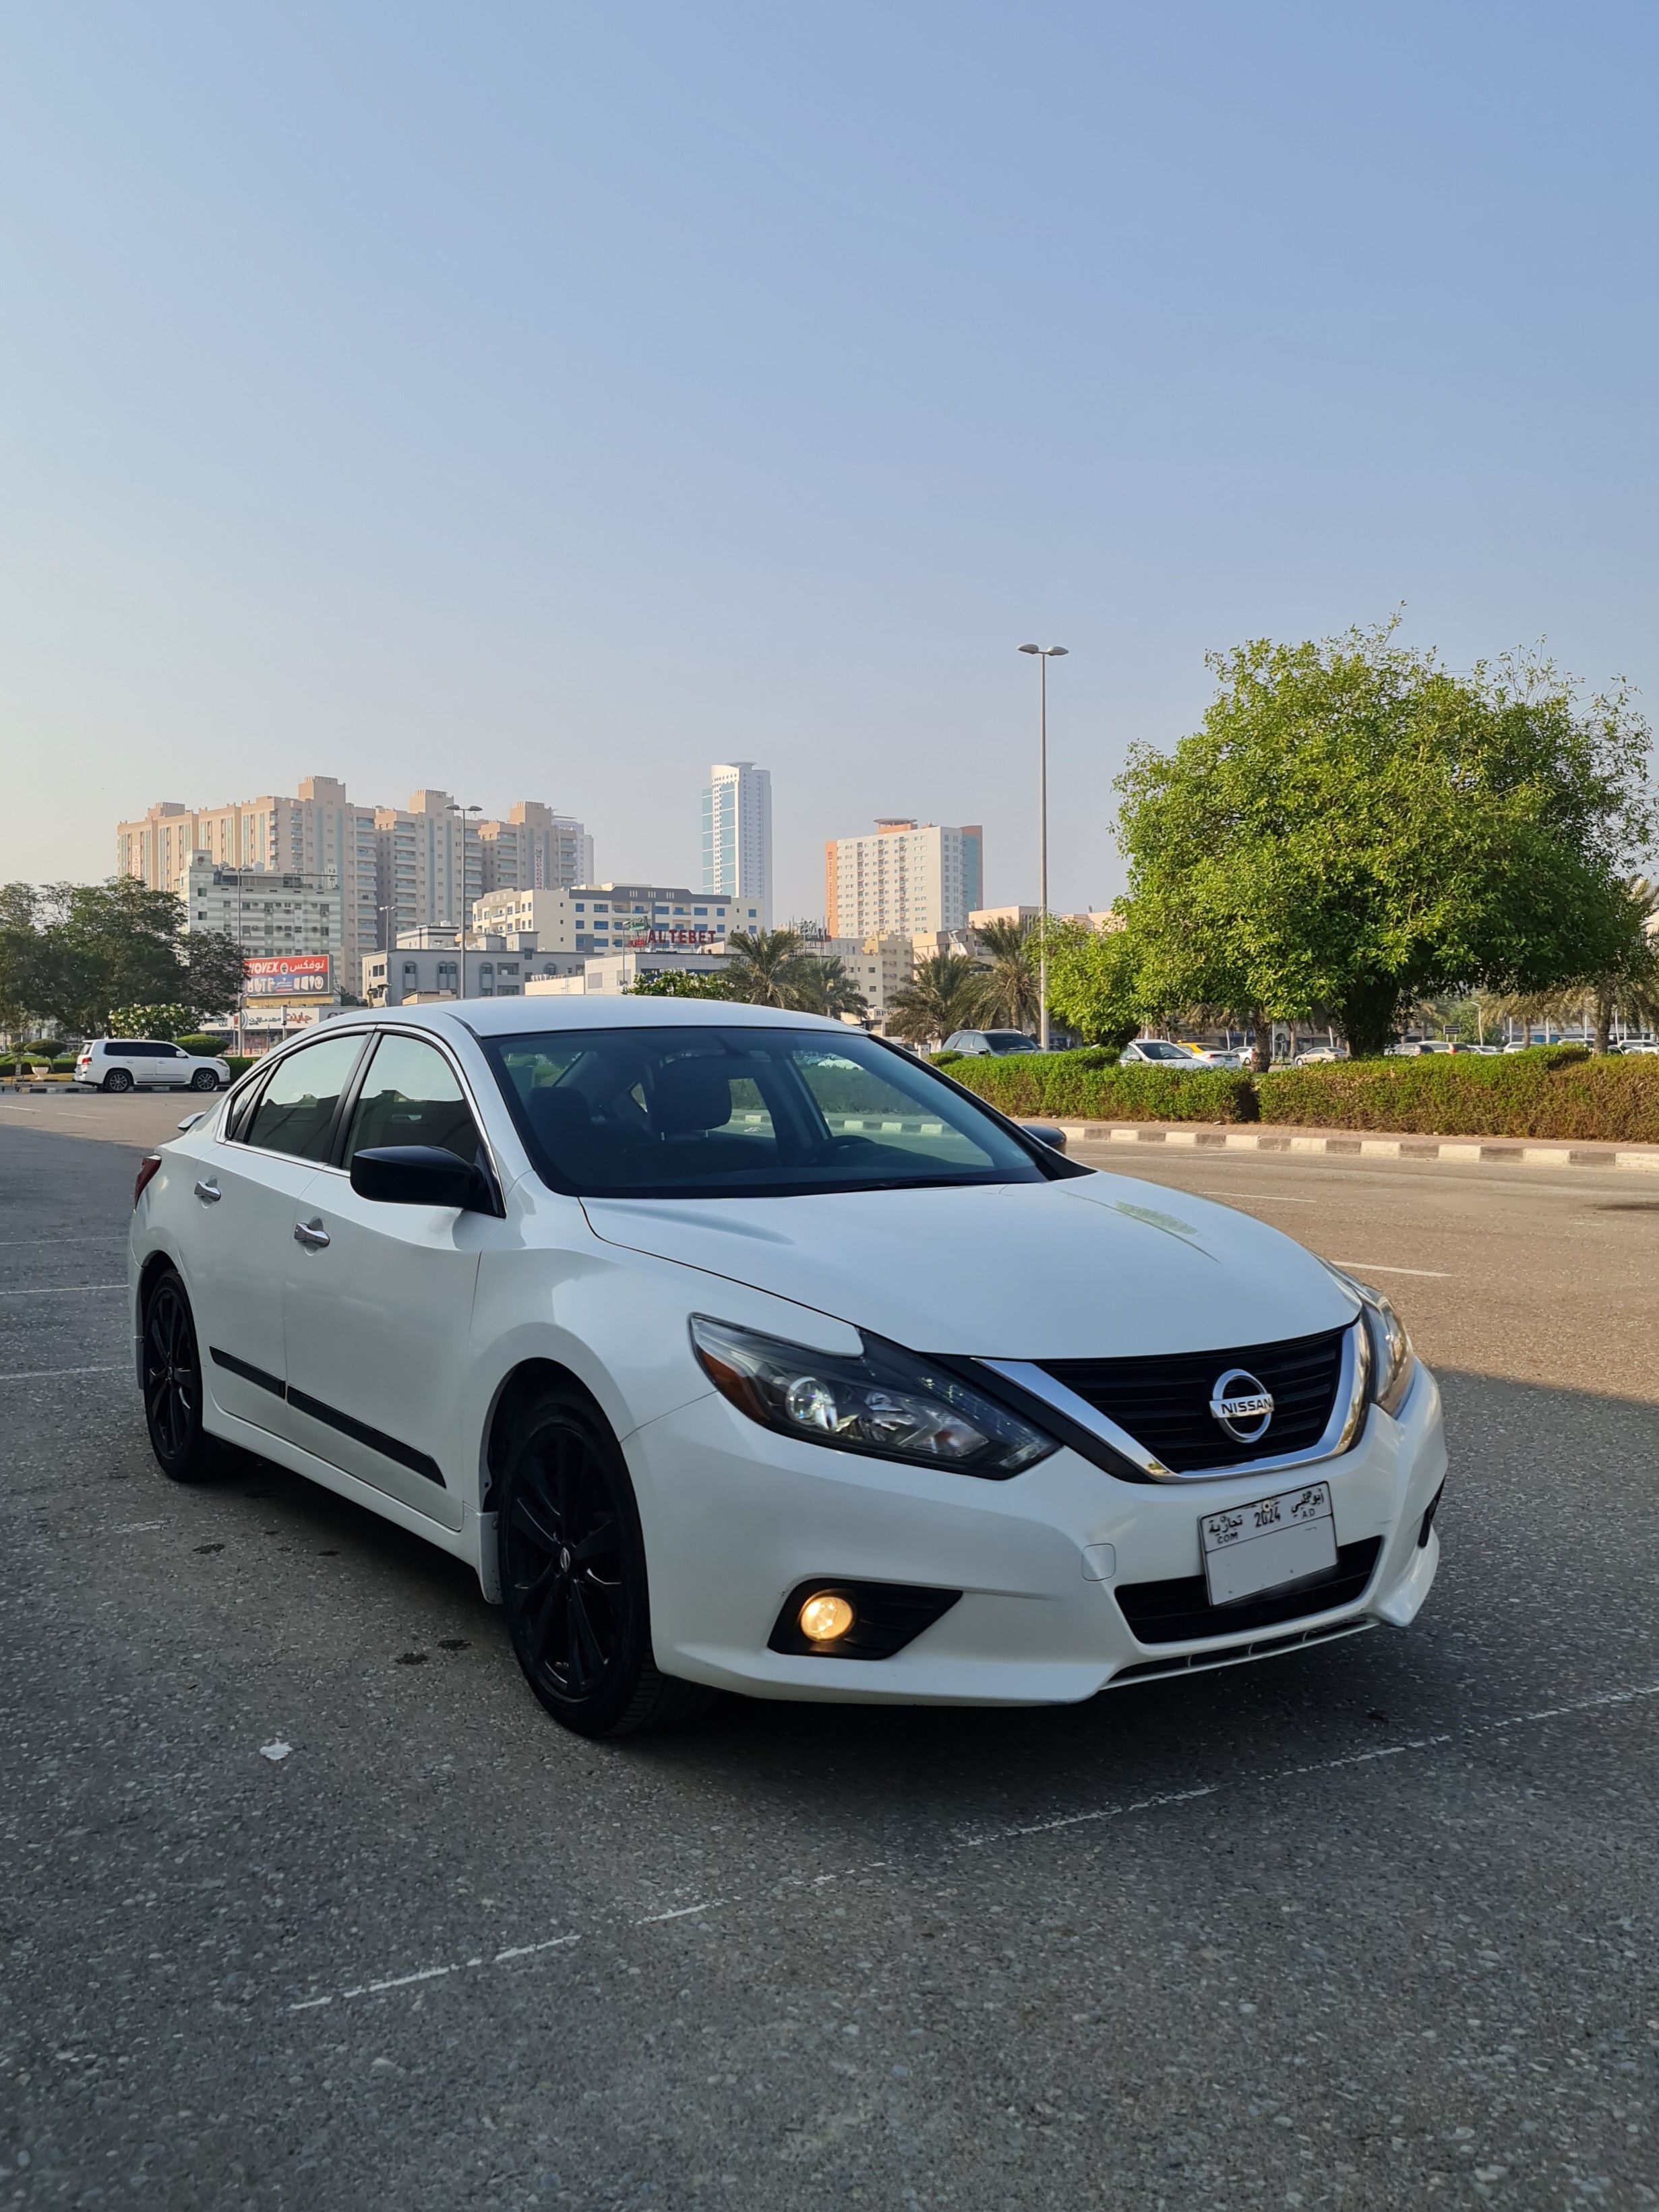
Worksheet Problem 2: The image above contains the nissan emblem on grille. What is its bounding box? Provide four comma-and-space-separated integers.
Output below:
1208, 1368, 1275, 1444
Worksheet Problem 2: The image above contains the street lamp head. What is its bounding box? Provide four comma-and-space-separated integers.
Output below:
1018, 643, 1041, 654
1046, 646, 1068, 658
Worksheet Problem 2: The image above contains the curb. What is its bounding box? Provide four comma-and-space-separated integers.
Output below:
1058, 1121, 1659, 1173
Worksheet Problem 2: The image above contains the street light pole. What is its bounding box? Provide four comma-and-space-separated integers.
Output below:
1018, 644, 1068, 1049
446, 801, 482, 999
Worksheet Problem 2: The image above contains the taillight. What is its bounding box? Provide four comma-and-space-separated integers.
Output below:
133, 1154, 163, 1209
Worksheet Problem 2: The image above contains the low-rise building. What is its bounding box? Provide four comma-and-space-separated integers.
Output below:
526, 948, 732, 997
361, 927, 584, 1008
473, 883, 763, 958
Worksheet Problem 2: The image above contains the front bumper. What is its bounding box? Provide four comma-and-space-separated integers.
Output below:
626, 1361, 1447, 1704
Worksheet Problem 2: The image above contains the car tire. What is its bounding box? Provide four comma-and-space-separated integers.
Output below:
101, 1068, 133, 1093
140, 1268, 229, 1485
497, 1384, 713, 1739
190, 1068, 218, 1091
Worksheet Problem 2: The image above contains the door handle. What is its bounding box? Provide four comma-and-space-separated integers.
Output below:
194, 1177, 221, 1204
293, 1219, 331, 1250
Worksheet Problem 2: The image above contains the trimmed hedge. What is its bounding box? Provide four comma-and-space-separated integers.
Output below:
943, 1042, 1659, 1142
1259, 1046, 1659, 1143
946, 1048, 1259, 1124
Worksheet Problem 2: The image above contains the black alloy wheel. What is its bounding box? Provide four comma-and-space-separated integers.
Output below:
141, 1270, 224, 1483
190, 1068, 218, 1091
102, 1067, 133, 1093
497, 1388, 711, 1738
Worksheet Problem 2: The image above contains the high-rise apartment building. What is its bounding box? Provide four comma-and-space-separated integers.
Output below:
823, 819, 984, 938
701, 762, 772, 925
117, 777, 591, 972
478, 801, 593, 896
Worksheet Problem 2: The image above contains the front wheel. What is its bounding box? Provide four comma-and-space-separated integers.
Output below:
497, 1386, 712, 1738
141, 1269, 227, 1484
190, 1068, 218, 1091
102, 1068, 133, 1093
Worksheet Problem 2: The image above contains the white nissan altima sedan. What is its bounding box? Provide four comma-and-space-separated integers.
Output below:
128, 1000, 1447, 1738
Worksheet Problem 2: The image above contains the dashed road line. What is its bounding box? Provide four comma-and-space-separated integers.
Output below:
1330, 1261, 1453, 1279
281, 1677, 1658, 2017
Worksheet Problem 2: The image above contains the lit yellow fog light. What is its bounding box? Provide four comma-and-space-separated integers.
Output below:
799, 1592, 854, 1642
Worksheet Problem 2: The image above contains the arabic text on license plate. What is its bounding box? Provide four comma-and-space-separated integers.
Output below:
1199, 1481, 1338, 1608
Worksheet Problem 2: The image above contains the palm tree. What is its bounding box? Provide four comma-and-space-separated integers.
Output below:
971, 916, 1039, 1033
723, 928, 804, 1008
885, 951, 988, 1047
787, 956, 869, 1020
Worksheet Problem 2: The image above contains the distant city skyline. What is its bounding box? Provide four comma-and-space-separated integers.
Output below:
5, 6, 1655, 911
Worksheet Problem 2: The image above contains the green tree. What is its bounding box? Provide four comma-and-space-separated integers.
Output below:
109, 1002, 193, 1040
723, 928, 805, 1008
0, 884, 55, 1041
884, 952, 987, 1047
971, 917, 1039, 1033
787, 956, 869, 1020
47, 878, 193, 1033
180, 929, 251, 1022
1042, 917, 1144, 1049
625, 970, 737, 1000
1487, 876, 1659, 1052
1116, 623, 1655, 1060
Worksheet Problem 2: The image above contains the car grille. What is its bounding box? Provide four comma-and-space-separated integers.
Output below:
1114, 1536, 1383, 1646
1038, 1326, 1349, 1473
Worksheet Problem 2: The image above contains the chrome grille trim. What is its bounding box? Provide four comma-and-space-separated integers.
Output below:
982, 1319, 1368, 1484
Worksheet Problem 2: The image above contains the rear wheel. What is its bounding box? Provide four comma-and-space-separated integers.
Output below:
101, 1068, 133, 1093
497, 1386, 712, 1738
141, 1269, 227, 1484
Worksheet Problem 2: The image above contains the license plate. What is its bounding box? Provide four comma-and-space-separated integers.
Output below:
1199, 1481, 1338, 1607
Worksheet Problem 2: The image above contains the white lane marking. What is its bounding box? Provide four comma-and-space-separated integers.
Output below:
0, 1235, 127, 1248
0, 1362, 131, 1383
1329, 1261, 1453, 1279
1195, 1190, 1319, 1204
282, 1679, 1658, 2016
0, 1283, 126, 1296
291, 1934, 578, 2010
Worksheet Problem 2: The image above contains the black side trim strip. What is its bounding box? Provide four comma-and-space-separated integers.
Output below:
285, 1387, 446, 1487
208, 1345, 445, 1488
209, 1346, 286, 1399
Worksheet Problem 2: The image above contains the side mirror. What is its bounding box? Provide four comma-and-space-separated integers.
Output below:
350, 1144, 495, 1212
1019, 1122, 1067, 1154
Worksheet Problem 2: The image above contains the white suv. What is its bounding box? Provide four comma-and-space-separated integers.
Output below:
77, 1039, 231, 1093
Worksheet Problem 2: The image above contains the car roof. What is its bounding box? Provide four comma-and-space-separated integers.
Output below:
332, 998, 858, 1043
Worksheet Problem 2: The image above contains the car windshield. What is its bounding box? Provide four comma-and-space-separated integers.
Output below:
481, 1025, 1058, 1198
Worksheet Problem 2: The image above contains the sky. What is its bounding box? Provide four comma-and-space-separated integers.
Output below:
2, 1, 1656, 919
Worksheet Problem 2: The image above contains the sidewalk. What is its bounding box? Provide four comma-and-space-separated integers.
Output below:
1058, 1119, 1659, 1172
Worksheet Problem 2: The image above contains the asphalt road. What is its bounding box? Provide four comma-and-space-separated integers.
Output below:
2, 1114, 1656, 2211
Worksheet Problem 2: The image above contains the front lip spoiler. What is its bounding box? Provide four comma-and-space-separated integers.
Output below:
976, 1318, 1370, 1485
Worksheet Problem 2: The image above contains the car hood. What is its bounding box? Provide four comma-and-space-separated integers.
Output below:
580, 1172, 1355, 1359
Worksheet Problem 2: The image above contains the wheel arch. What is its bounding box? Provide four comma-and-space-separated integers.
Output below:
480, 1356, 609, 1516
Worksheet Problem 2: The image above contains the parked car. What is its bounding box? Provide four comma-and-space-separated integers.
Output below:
1189, 1047, 1250, 1068
78, 1039, 231, 1093
1118, 1039, 1207, 1067
1294, 1047, 1343, 1066
130, 1002, 1446, 1738
942, 1028, 1042, 1055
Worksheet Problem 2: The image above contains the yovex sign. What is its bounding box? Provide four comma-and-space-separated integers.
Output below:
245, 954, 332, 998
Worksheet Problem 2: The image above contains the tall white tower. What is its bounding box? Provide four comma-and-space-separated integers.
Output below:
701, 762, 773, 927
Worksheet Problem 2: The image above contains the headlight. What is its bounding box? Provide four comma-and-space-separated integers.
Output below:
1325, 1266, 1416, 1418
689, 1316, 1056, 1477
